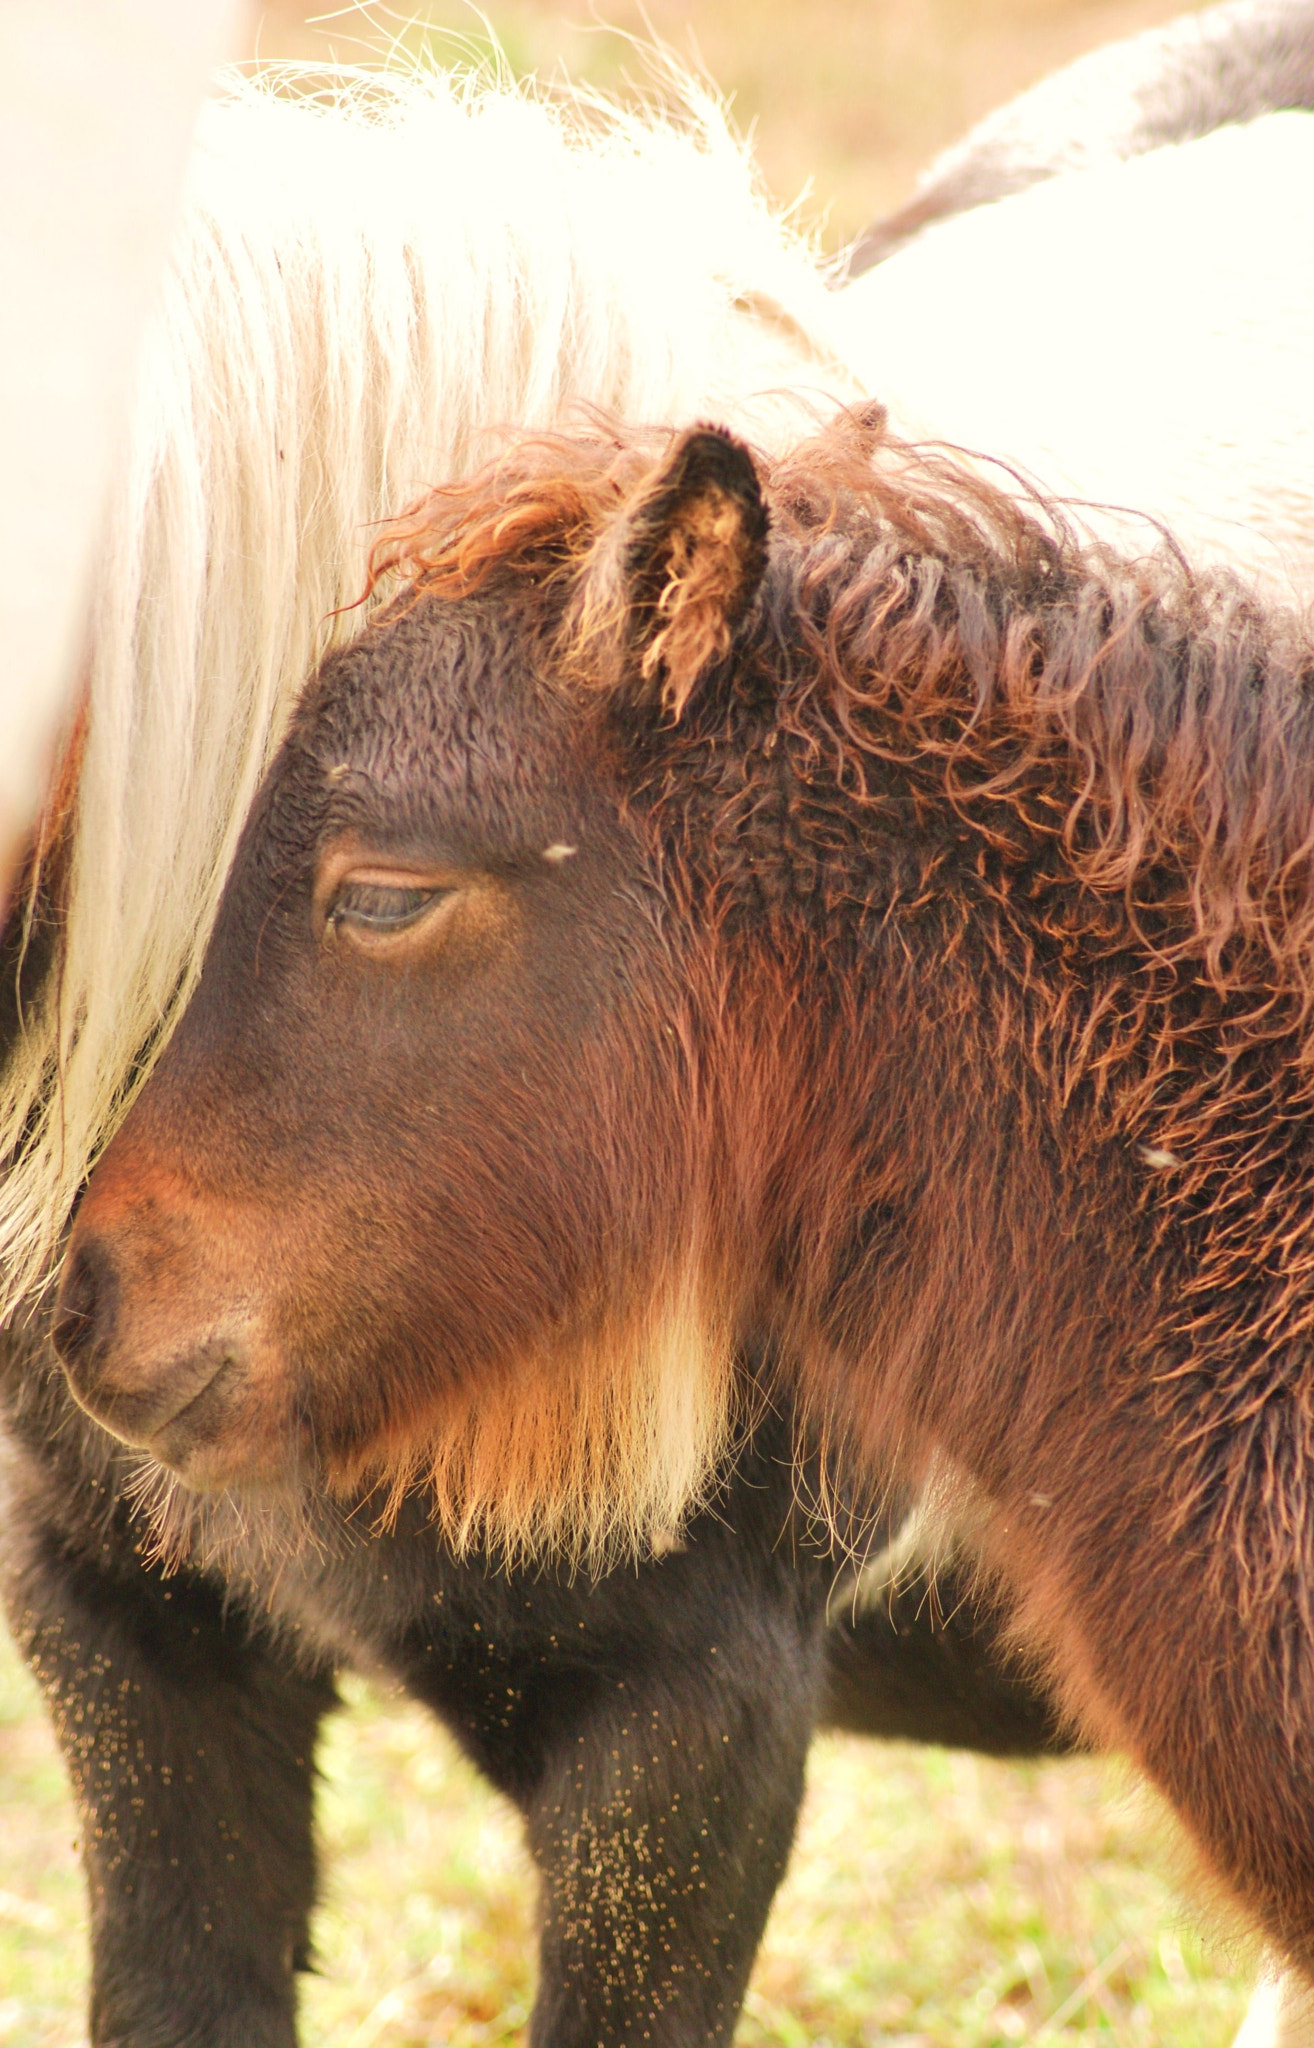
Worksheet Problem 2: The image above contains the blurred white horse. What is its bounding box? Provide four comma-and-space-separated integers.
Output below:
0, 0, 237, 862
842, 107, 1314, 604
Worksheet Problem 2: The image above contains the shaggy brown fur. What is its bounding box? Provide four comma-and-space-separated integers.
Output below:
55, 409, 1314, 1973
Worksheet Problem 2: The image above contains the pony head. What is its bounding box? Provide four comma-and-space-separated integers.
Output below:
52, 423, 778, 1562
55, 403, 1314, 1583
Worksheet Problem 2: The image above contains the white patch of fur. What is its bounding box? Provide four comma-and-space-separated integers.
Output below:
825, 1477, 970, 1625
1232, 1971, 1314, 2048
830, 1501, 943, 1617
1139, 1144, 1185, 1170
422, 1267, 740, 1571
0, 57, 861, 1313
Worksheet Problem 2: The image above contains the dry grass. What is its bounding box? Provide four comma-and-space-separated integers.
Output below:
0, 1623, 1258, 2046
250, 0, 1211, 247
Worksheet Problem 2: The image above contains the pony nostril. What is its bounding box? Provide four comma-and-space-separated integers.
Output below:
53, 1238, 118, 1381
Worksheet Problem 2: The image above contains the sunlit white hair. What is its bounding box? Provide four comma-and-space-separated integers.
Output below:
0, 58, 862, 1310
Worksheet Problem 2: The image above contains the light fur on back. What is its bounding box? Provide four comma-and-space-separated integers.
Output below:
0, 57, 862, 1310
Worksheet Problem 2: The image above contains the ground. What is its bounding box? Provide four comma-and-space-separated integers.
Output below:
0, 1623, 1256, 2046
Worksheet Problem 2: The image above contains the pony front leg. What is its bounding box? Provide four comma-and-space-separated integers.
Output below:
392, 1427, 828, 2048
524, 1658, 813, 2048
1, 1426, 335, 2048
405, 1619, 819, 2048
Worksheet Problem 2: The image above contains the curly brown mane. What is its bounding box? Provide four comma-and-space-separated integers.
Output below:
368, 428, 658, 599
373, 407, 1314, 1011
372, 405, 1314, 1630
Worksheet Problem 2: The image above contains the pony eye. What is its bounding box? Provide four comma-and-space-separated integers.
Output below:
329, 881, 445, 934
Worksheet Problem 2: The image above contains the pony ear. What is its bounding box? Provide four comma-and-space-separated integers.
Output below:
576, 426, 769, 719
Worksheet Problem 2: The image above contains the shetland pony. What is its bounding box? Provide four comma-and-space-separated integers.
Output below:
6, 45, 1314, 2047
69, 412, 1314, 1987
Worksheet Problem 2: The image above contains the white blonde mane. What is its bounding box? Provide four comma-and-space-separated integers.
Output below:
0, 59, 861, 1310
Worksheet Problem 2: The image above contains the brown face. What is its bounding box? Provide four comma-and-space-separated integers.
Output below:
51, 591, 705, 1540
52, 428, 769, 1554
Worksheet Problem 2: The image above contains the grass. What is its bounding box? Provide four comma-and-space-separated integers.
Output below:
0, 1622, 1258, 2046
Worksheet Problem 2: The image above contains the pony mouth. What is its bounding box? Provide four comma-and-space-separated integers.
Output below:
67, 1339, 248, 1473
148, 1348, 249, 1475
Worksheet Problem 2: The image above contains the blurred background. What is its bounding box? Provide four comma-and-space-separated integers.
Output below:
253, 0, 1211, 247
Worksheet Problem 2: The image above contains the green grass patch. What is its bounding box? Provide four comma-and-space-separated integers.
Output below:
0, 1626, 1255, 2044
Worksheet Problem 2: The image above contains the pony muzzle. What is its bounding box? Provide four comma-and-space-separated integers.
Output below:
53, 1180, 277, 1488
